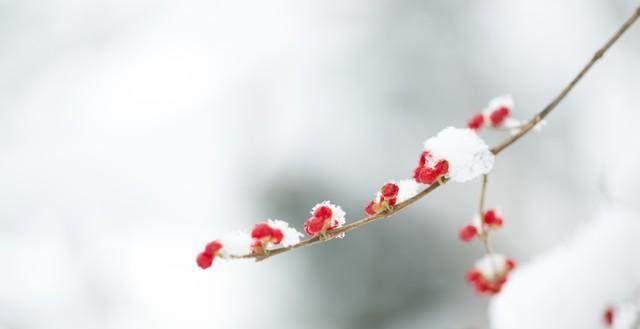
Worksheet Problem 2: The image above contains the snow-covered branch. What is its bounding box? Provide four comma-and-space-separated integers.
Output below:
195, 5, 640, 299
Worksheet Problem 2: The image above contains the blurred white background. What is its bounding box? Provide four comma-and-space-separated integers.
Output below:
1, 0, 639, 328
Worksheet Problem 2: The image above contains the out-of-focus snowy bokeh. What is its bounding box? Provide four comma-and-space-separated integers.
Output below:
1, 0, 639, 328
490, 204, 640, 329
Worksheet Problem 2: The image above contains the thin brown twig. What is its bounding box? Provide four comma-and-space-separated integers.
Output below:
239, 178, 449, 261
477, 175, 493, 255
476, 175, 498, 274
478, 175, 488, 216
236, 5, 640, 262
490, 5, 640, 155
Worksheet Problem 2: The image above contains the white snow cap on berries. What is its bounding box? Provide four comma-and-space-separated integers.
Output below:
471, 213, 485, 234
483, 95, 514, 115
267, 219, 303, 247
311, 201, 346, 225
503, 118, 522, 130
474, 254, 509, 281
312, 201, 346, 238
395, 179, 420, 203
423, 127, 495, 182
375, 191, 383, 203
218, 231, 253, 257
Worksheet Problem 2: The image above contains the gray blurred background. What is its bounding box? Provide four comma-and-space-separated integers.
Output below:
1, 0, 639, 328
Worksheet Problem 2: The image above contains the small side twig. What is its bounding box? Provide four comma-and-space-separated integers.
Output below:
477, 175, 494, 254
476, 175, 498, 274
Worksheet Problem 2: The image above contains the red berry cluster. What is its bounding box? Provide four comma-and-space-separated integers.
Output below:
413, 151, 449, 185
483, 209, 503, 227
458, 209, 503, 242
251, 223, 284, 254
304, 205, 337, 237
196, 241, 223, 269
364, 182, 399, 216
467, 106, 511, 131
466, 257, 516, 295
458, 206, 515, 295
489, 106, 510, 126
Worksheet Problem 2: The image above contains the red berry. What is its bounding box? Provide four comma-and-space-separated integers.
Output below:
313, 206, 333, 220
418, 151, 431, 167
304, 216, 326, 236
467, 113, 485, 130
466, 270, 482, 283
204, 241, 223, 256
459, 225, 478, 242
506, 258, 516, 271
489, 106, 510, 126
388, 197, 397, 207
381, 183, 399, 199
418, 167, 438, 185
413, 167, 423, 182
251, 223, 273, 240
364, 200, 377, 216
434, 160, 449, 176
251, 240, 264, 253
196, 252, 214, 269
476, 282, 490, 294
604, 307, 614, 327
488, 285, 502, 294
483, 209, 503, 227
270, 228, 284, 244
483, 209, 496, 223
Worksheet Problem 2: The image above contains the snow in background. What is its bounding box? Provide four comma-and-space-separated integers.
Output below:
490, 204, 640, 329
0, 0, 639, 328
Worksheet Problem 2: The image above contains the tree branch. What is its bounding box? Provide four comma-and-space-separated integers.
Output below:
490, 5, 640, 155
477, 175, 494, 255
476, 175, 499, 274
237, 5, 640, 262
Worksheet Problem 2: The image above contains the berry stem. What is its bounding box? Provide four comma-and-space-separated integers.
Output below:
478, 175, 488, 216
477, 175, 499, 274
